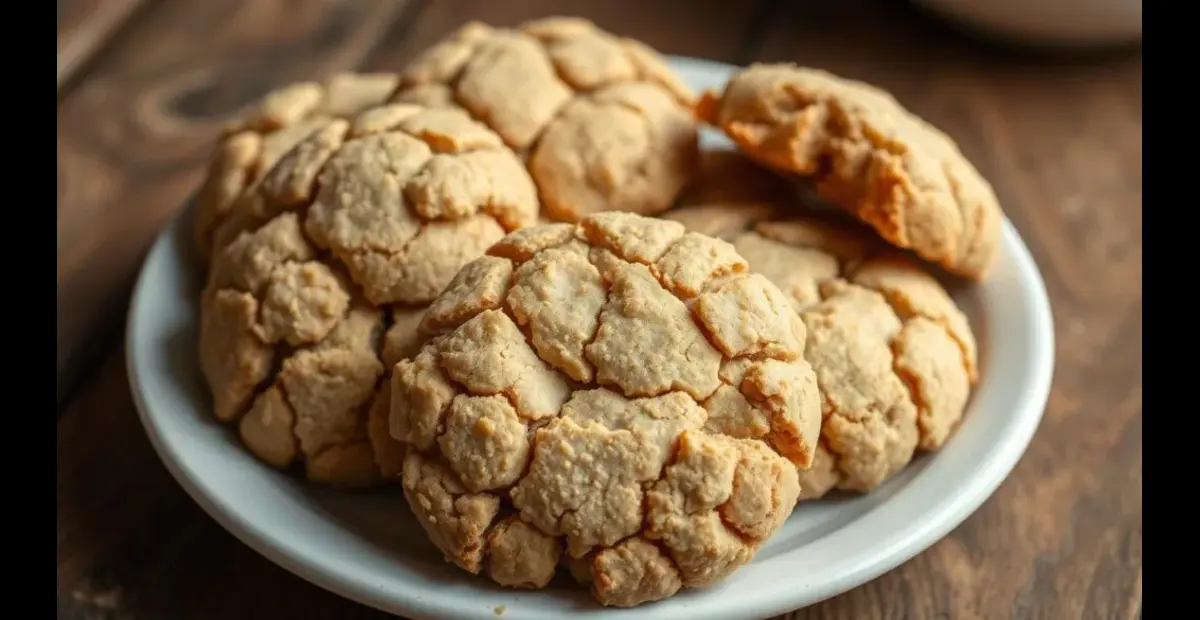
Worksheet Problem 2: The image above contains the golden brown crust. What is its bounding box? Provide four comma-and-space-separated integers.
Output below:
194, 73, 402, 263
193, 75, 541, 487
696, 63, 1003, 280
666, 194, 980, 498
393, 17, 700, 223
389, 212, 820, 606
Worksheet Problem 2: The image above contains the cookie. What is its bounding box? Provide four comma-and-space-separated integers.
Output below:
665, 188, 979, 498
695, 63, 1003, 281
392, 17, 700, 223
389, 212, 823, 607
204, 96, 539, 306
196, 88, 541, 486
193, 72, 403, 263
675, 148, 797, 208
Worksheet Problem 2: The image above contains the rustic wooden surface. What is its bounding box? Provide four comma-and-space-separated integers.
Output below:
56, 0, 1143, 618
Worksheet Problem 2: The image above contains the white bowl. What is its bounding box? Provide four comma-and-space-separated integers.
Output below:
914, 0, 1142, 48
128, 56, 1056, 620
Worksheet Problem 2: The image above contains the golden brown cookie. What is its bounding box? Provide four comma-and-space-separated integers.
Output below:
203, 95, 539, 306
195, 81, 541, 487
392, 17, 700, 223
695, 63, 1003, 281
193, 72, 403, 263
390, 212, 823, 607
665, 196, 979, 499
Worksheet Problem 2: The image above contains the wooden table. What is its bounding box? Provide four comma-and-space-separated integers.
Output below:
57, 1, 1143, 617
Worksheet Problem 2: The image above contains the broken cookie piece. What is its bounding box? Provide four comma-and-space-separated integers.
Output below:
695, 63, 1003, 280
391, 212, 822, 606
392, 17, 700, 223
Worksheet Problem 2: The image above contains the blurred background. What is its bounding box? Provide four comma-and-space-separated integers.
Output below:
56, 0, 1141, 618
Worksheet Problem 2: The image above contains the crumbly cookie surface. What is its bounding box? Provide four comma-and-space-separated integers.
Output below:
392, 17, 700, 223
195, 76, 540, 485
665, 188, 979, 497
695, 63, 1003, 281
390, 212, 822, 607
193, 72, 401, 263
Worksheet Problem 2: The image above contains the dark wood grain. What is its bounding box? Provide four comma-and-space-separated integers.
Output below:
57, 0, 154, 92
56, 0, 414, 409
56, 0, 1142, 618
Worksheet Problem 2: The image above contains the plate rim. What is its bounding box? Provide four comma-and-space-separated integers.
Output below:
126, 55, 1056, 620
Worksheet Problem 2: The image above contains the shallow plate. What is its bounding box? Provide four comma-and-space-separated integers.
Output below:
128, 56, 1055, 620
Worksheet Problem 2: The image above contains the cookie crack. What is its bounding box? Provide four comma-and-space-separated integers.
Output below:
203, 283, 289, 426
713, 505, 765, 548
537, 46, 588, 97
551, 469, 632, 557
797, 101, 945, 253
402, 125, 503, 157
731, 359, 802, 454
345, 220, 427, 273
602, 533, 687, 593
861, 286, 974, 383
589, 97, 656, 204
237, 345, 289, 428
268, 371, 303, 460
888, 337, 932, 450
372, 305, 394, 359
415, 457, 503, 574
583, 248, 723, 404
302, 401, 374, 471
798, 436, 843, 501
821, 400, 876, 489
427, 339, 545, 456
653, 237, 796, 366
619, 44, 674, 100
577, 303, 606, 383
498, 282, 591, 390
445, 36, 572, 152
402, 150, 487, 223
248, 258, 317, 345
277, 348, 379, 461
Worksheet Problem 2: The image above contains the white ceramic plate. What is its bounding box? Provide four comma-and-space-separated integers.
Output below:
128, 57, 1055, 620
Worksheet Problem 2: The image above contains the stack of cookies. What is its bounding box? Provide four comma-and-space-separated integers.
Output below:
192, 16, 1001, 608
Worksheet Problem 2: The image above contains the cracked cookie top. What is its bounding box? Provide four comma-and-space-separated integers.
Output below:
194, 75, 540, 487
390, 212, 823, 607
695, 63, 1003, 281
196, 78, 539, 305
197, 209, 425, 488
194, 72, 402, 263
666, 165, 979, 500
392, 17, 700, 223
